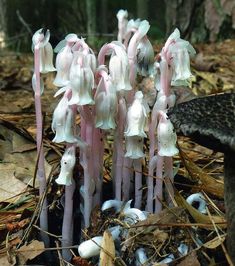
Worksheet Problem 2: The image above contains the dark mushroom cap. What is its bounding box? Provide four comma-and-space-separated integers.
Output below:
167, 93, 235, 153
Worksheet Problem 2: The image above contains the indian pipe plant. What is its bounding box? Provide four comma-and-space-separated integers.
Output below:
32, 9, 196, 262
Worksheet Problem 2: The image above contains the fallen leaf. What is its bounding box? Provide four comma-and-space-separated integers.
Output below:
203, 234, 226, 249
175, 191, 226, 229
180, 149, 224, 199
194, 70, 218, 88
0, 255, 16, 266
17, 240, 44, 265
0, 124, 51, 202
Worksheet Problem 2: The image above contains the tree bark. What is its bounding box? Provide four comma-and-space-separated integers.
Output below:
0, 0, 6, 47
100, 0, 107, 33
86, 0, 96, 47
137, 0, 148, 19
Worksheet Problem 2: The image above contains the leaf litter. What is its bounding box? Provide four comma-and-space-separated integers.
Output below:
0, 40, 234, 265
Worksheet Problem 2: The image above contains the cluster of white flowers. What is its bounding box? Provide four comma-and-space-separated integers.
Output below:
31, 10, 196, 264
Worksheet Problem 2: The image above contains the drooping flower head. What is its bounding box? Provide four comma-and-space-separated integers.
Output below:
125, 136, 145, 159
160, 28, 196, 86
125, 91, 148, 138
69, 51, 95, 106
94, 66, 117, 130
116, 9, 128, 43
126, 20, 151, 84
53, 33, 78, 87
32, 28, 56, 74
52, 88, 80, 143
157, 111, 179, 157
98, 41, 131, 92
136, 36, 154, 76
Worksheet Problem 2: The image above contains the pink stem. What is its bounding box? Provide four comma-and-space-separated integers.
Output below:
92, 128, 104, 206
133, 159, 142, 209
61, 104, 77, 260
154, 155, 164, 213
81, 105, 94, 227
114, 136, 124, 200
164, 156, 175, 206
61, 179, 75, 261
34, 45, 49, 246
146, 121, 156, 212
122, 157, 133, 201
146, 156, 158, 212
114, 97, 126, 200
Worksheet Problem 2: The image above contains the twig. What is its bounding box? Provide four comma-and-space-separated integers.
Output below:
206, 207, 234, 266
16, 10, 32, 35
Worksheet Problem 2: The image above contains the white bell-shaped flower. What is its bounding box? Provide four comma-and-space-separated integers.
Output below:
186, 193, 207, 214
122, 200, 147, 223
56, 146, 76, 186
32, 28, 50, 48
63, 107, 77, 143
53, 34, 78, 87
98, 41, 131, 91
157, 112, 179, 157
69, 62, 95, 106
161, 28, 196, 86
83, 53, 97, 74
136, 37, 154, 76
125, 91, 147, 138
32, 28, 55, 74
52, 94, 69, 143
171, 48, 192, 86
95, 76, 117, 130
125, 136, 145, 159
124, 19, 141, 47
78, 226, 120, 259
39, 42, 56, 73
126, 18, 141, 32
78, 236, 103, 259
109, 53, 132, 91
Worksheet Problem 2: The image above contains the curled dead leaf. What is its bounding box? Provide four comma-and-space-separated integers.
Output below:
100, 230, 115, 266
175, 190, 226, 229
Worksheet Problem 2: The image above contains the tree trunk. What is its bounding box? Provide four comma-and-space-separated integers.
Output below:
100, 0, 107, 33
0, 0, 6, 48
86, 0, 96, 47
137, 0, 148, 19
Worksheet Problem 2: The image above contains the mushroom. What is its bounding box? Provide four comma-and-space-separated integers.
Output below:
167, 92, 235, 262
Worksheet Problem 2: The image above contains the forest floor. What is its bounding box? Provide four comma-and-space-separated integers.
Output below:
0, 39, 234, 266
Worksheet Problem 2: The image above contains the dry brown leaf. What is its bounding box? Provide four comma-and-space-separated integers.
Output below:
0, 124, 51, 201
16, 240, 45, 265
194, 70, 218, 89
203, 234, 226, 249
100, 230, 115, 266
72, 256, 91, 266
0, 255, 16, 266
175, 191, 226, 229
180, 149, 224, 199
0, 163, 29, 202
